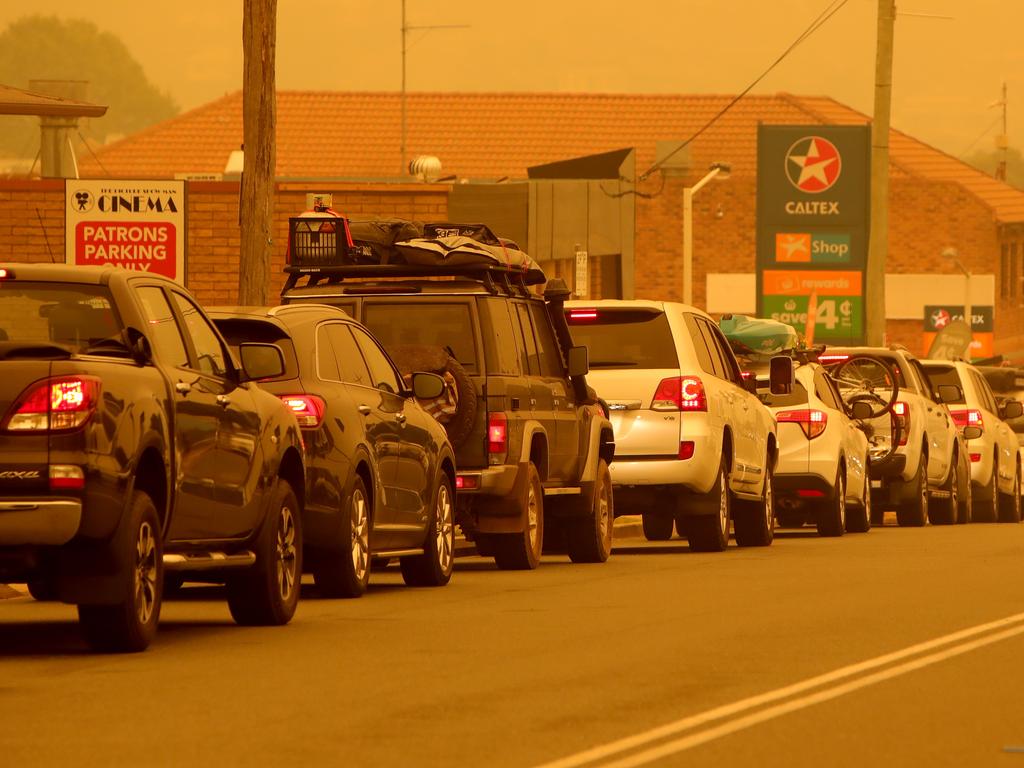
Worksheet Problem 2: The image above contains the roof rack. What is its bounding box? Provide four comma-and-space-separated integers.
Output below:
282, 262, 536, 297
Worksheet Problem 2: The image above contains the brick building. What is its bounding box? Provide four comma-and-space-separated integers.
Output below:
3, 90, 1023, 358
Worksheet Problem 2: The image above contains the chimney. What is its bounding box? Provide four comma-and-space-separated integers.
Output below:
29, 79, 89, 179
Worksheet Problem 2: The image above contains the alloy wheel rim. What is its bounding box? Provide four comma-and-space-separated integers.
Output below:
719, 469, 729, 536
598, 477, 611, 545
276, 504, 298, 601
764, 472, 774, 532
838, 475, 846, 529
527, 483, 540, 551
864, 479, 872, 524
134, 520, 158, 625
436, 484, 454, 573
351, 490, 369, 580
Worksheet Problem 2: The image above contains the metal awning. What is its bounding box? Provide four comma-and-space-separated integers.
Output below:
0, 82, 107, 118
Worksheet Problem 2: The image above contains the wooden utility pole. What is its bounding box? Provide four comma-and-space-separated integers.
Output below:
995, 82, 1009, 181
239, 0, 277, 305
865, 0, 895, 346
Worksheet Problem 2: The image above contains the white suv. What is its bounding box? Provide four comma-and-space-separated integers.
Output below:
822, 347, 965, 526
565, 300, 785, 552
922, 360, 1022, 523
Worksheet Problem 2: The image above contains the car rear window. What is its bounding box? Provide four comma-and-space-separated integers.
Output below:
760, 381, 810, 408
566, 309, 679, 369
923, 364, 966, 404
0, 281, 121, 354
362, 302, 478, 373
212, 318, 300, 382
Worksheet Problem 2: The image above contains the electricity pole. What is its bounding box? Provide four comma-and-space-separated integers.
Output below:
239, 0, 277, 305
865, 0, 895, 346
995, 82, 1008, 181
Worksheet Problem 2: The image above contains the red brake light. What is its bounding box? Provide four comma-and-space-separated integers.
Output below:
279, 395, 325, 428
455, 475, 479, 490
777, 409, 828, 439
487, 412, 508, 458
818, 354, 849, 362
891, 401, 909, 446
652, 377, 706, 412
3, 376, 100, 432
678, 441, 695, 460
568, 310, 598, 321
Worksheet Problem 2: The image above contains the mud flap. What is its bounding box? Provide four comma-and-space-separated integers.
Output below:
474, 462, 532, 534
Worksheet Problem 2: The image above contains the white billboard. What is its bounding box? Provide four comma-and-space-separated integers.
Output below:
65, 179, 186, 283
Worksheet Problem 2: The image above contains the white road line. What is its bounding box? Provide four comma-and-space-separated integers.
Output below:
535, 611, 1024, 768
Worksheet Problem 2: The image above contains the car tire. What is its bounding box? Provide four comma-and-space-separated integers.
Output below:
896, 455, 928, 527
314, 476, 372, 598
642, 513, 674, 542
957, 453, 973, 524
734, 463, 775, 547
846, 476, 872, 533
567, 459, 614, 563
401, 473, 455, 586
816, 469, 847, 537
227, 478, 302, 626
77, 490, 162, 653
928, 457, 958, 525
493, 462, 544, 570
27, 577, 58, 601
998, 464, 1022, 523
687, 456, 731, 552
972, 455, 999, 523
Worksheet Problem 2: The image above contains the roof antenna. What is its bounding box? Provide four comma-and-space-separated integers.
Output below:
36, 208, 57, 262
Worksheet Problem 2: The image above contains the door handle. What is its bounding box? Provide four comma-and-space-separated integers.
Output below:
175, 381, 192, 395
357, 405, 371, 416
216, 394, 230, 408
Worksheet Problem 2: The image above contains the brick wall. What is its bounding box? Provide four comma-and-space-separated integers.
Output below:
0, 180, 448, 306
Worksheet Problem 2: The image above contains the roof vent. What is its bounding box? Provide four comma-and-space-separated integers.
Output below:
409, 155, 442, 182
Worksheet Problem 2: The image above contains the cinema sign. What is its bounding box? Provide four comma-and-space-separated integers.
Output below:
65, 180, 186, 283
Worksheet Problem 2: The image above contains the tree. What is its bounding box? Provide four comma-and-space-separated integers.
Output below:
966, 147, 1024, 191
0, 15, 178, 161
238, 0, 277, 305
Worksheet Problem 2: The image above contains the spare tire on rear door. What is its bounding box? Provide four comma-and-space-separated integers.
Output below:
388, 344, 477, 449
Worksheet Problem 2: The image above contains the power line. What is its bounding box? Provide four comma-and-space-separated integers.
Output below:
958, 115, 1002, 159
639, 0, 852, 182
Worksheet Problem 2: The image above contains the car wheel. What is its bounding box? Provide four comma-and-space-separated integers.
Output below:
972, 455, 999, 523
401, 473, 455, 586
896, 455, 928, 527
929, 458, 958, 525
314, 476, 372, 598
78, 491, 162, 653
27, 577, 58, 601
227, 478, 302, 626
734, 463, 775, 547
567, 459, 614, 563
642, 513, 674, 541
957, 454, 973, 524
493, 462, 544, 570
687, 455, 731, 552
998, 463, 1022, 523
816, 468, 847, 537
846, 476, 872, 533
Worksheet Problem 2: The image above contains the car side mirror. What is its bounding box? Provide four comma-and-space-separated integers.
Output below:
239, 342, 284, 381
1001, 400, 1024, 419
568, 345, 589, 378
768, 356, 794, 395
411, 371, 445, 400
849, 400, 874, 420
962, 425, 983, 440
936, 384, 962, 404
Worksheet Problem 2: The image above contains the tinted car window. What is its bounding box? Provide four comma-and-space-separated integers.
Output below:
566, 309, 679, 369
0, 281, 121, 355
213, 318, 299, 382
171, 293, 228, 377
325, 324, 372, 387
760, 381, 810, 407
137, 287, 188, 368
316, 325, 341, 381
530, 302, 564, 377
351, 326, 401, 393
814, 369, 844, 411
515, 303, 540, 376
971, 370, 998, 413
483, 299, 520, 375
924, 364, 966, 404
683, 313, 717, 376
362, 302, 477, 373
703, 320, 742, 384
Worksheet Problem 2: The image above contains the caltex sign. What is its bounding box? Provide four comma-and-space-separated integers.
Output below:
756, 125, 870, 344
65, 179, 186, 283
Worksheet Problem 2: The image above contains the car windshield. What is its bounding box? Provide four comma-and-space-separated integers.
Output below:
566, 309, 679, 369
362, 303, 478, 373
0, 281, 122, 354
923, 364, 966, 404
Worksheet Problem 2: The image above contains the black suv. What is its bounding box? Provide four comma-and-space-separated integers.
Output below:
280, 215, 615, 570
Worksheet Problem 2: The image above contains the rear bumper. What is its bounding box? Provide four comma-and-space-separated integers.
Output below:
456, 464, 519, 498
774, 473, 834, 497
609, 438, 719, 495
0, 499, 82, 546
869, 454, 907, 480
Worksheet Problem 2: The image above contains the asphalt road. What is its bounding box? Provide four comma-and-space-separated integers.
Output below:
3, 520, 1024, 767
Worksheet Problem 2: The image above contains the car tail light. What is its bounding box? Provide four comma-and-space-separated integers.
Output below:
892, 401, 909, 446
487, 412, 508, 461
279, 395, 325, 428
970, 453, 982, 463
456, 475, 479, 490
678, 441, 695, 460
776, 409, 828, 439
568, 309, 598, 321
652, 377, 706, 412
49, 464, 84, 491
797, 489, 826, 498
2, 376, 100, 432
818, 354, 849, 363
951, 408, 983, 432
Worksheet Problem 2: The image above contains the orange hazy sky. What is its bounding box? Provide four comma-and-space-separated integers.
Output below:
1, 0, 1020, 158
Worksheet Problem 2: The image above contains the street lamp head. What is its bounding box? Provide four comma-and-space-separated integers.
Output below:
941, 246, 959, 260
710, 162, 732, 180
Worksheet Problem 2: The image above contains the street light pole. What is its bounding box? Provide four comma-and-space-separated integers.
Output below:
683, 163, 730, 306
943, 247, 972, 361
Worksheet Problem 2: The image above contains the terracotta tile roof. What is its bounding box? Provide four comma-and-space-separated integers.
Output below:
80, 90, 1024, 224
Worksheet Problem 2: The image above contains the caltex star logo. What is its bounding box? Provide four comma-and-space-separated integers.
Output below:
775, 233, 811, 262
931, 308, 951, 329
785, 136, 842, 193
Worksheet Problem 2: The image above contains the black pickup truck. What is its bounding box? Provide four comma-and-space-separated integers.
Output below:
0, 264, 305, 652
